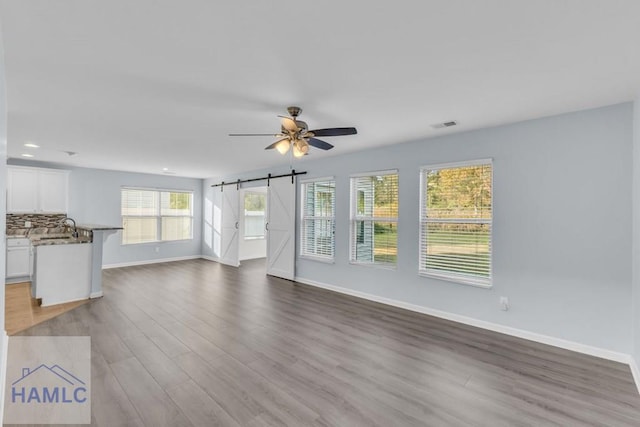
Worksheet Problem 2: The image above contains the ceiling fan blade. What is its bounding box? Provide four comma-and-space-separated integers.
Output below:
308, 127, 357, 137
265, 137, 290, 151
281, 117, 299, 132
307, 137, 334, 150
229, 133, 283, 137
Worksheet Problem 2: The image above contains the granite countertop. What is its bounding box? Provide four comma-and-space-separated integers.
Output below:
77, 224, 123, 231
7, 227, 67, 236
7, 224, 120, 246
7, 228, 92, 246
30, 233, 92, 247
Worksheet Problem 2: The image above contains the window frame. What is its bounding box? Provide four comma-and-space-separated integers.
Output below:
300, 177, 336, 263
419, 159, 493, 288
349, 169, 399, 269
121, 187, 194, 245
243, 191, 266, 241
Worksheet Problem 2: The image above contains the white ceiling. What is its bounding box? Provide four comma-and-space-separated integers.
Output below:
1, 1, 640, 179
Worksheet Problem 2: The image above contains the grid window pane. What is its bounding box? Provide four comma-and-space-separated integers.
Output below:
121, 190, 158, 216
420, 162, 492, 286
161, 192, 192, 216
301, 180, 335, 259
122, 217, 158, 244
350, 172, 398, 267
425, 222, 490, 277
161, 217, 193, 241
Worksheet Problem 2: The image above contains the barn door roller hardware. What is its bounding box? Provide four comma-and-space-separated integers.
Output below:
211, 170, 306, 190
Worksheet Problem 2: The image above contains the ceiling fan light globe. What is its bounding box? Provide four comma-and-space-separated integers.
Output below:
294, 139, 309, 154
275, 139, 291, 155
292, 144, 305, 158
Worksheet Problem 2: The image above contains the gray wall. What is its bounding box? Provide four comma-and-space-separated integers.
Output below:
206, 103, 634, 354
8, 159, 203, 266
633, 98, 640, 364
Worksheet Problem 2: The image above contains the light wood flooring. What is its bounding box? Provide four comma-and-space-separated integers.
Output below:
4, 281, 88, 335
6, 258, 640, 426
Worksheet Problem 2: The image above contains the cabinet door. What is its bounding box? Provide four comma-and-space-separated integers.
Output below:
7, 167, 38, 213
38, 170, 69, 213
7, 246, 30, 277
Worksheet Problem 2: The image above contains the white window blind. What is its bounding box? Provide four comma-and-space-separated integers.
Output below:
301, 179, 335, 260
420, 160, 492, 286
244, 192, 266, 240
350, 171, 398, 267
121, 188, 193, 245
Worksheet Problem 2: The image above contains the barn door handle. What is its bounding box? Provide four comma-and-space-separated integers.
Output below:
265, 222, 269, 231
235, 221, 239, 229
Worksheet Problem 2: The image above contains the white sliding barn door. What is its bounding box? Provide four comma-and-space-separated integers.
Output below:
266, 177, 296, 280
219, 186, 240, 267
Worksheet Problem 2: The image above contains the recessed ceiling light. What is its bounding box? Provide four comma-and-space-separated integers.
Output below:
21, 153, 34, 158
162, 168, 169, 171
24, 143, 39, 148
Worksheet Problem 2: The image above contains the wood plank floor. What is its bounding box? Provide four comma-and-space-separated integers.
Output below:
4, 281, 88, 335
6, 258, 640, 426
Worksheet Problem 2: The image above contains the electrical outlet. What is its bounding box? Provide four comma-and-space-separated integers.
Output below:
155, 246, 160, 253
25, 221, 32, 228
500, 296, 510, 311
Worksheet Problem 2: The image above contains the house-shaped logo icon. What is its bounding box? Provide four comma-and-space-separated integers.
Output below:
11, 364, 88, 404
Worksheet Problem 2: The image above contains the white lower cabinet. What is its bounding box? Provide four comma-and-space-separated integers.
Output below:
6, 238, 32, 279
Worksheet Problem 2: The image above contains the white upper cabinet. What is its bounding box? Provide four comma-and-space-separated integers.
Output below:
7, 167, 38, 213
38, 169, 69, 213
7, 166, 69, 213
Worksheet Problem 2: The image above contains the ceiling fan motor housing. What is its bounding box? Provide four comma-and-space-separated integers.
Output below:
287, 106, 302, 117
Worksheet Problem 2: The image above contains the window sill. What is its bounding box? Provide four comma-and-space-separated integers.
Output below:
299, 255, 335, 264
419, 271, 492, 289
121, 238, 194, 246
349, 261, 397, 271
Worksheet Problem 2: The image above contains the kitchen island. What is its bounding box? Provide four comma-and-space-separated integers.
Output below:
26, 223, 121, 306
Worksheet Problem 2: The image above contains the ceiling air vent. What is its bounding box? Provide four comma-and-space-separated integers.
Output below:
431, 120, 457, 129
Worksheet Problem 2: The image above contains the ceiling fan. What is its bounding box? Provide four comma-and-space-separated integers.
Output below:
229, 106, 357, 157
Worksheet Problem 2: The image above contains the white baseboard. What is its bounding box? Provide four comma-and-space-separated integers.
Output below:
102, 255, 202, 269
631, 357, 640, 395
294, 276, 631, 365
217, 259, 240, 268
4, 276, 30, 285
90, 291, 103, 299
0, 331, 9, 422
200, 255, 218, 262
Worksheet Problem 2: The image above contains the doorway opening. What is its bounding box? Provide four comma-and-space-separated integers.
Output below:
239, 186, 267, 263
